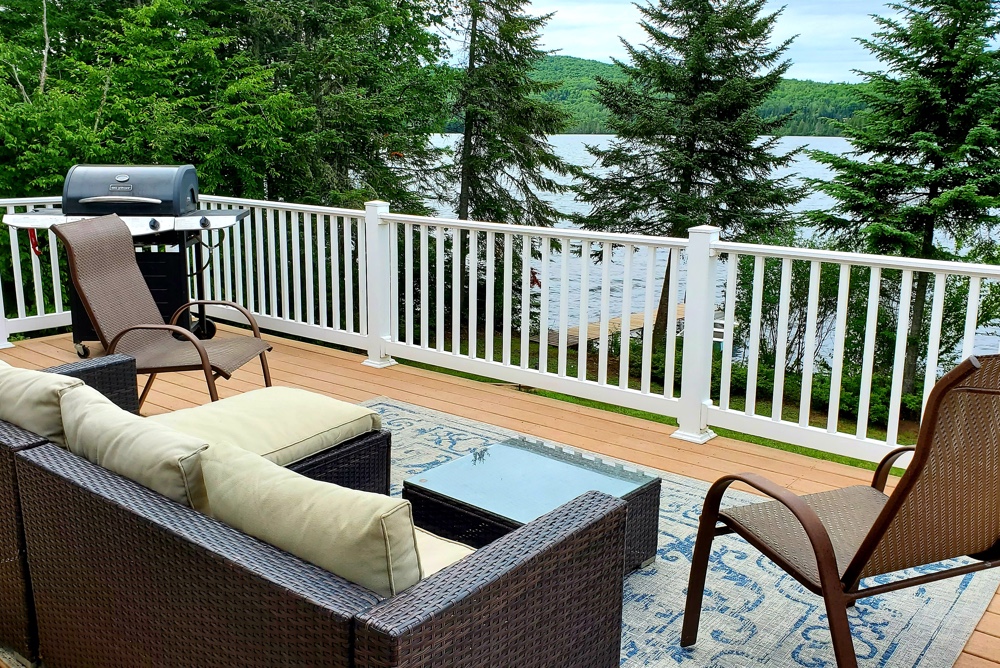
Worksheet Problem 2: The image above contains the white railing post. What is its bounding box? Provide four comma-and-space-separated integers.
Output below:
672, 225, 719, 444
362, 200, 397, 368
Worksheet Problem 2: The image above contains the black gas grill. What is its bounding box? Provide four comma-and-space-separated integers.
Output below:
2, 164, 248, 357
62, 164, 201, 218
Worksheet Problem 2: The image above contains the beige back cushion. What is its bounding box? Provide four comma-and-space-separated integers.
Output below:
414, 527, 474, 577
200, 441, 420, 597
61, 385, 209, 508
0, 364, 84, 445
148, 387, 381, 466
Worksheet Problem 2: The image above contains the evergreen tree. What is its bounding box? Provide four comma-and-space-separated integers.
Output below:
447, 0, 579, 225
806, 0, 1000, 392
575, 0, 804, 340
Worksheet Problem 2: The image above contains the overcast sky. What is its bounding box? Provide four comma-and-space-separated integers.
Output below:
531, 0, 887, 83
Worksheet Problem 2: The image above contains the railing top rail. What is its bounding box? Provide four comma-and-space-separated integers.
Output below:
716, 240, 1000, 279
200, 195, 365, 218
0, 196, 61, 207
379, 212, 689, 248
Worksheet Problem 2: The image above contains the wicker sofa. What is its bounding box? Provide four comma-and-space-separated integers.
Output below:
1, 356, 628, 667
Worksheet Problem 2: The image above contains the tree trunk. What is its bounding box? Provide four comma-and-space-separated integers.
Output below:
652, 252, 673, 348
901, 206, 937, 394
457, 5, 478, 222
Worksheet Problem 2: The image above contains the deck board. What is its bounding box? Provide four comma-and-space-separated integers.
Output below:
1, 328, 996, 667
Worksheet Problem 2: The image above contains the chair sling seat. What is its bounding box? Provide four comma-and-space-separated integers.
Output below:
721, 485, 888, 588
115, 331, 271, 379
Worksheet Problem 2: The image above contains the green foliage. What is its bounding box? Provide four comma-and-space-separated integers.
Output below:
444, 0, 579, 227
805, 0, 1000, 392
528, 56, 869, 136
574, 0, 805, 241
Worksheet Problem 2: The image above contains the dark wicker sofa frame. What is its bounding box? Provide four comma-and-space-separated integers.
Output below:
0, 354, 390, 663
1, 357, 628, 667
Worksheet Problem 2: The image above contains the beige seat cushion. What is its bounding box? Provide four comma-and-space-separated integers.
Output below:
0, 363, 84, 446
148, 387, 381, 466
200, 441, 419, 597
61, 385, 209, 508
414, 527, 474, 577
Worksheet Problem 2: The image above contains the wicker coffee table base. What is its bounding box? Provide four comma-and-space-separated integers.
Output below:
405, 474, 660, 573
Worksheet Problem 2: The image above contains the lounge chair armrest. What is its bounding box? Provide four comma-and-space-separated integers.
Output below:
708, 473, 843, 589
871, 446, 915, 492
107, 323, 212, 370
170, 300, 263, 337
43, 354, 139, 413
355, 491, 628, 668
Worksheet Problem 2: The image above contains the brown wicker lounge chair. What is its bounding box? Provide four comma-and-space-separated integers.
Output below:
682, 354, 1000, 668
53, 214, 272, 406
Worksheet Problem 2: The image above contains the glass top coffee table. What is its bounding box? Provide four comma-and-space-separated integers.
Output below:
402, 438, 661, 572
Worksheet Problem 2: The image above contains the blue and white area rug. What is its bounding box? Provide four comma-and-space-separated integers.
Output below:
363, 397, 1000, 668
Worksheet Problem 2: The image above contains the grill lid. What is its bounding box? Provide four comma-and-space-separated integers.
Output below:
62, 164, 199, 217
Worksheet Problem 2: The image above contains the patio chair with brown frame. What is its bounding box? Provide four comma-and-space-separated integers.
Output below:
681, 354, 1000, 668
53, 214, 272, 408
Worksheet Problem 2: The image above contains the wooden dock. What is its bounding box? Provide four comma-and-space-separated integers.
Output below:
531, 305, 686, 347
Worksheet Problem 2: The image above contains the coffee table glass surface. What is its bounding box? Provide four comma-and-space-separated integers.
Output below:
406, 438, 652, 524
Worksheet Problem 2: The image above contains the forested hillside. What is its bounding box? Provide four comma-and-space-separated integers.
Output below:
530, 56, 866, 136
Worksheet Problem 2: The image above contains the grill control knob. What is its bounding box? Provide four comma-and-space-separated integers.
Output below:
199, 216, 211, 229
148, 218, 160, 231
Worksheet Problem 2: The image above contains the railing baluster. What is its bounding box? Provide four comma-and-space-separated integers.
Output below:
558, 237, 570, 377
211, 230, 223, 302
436, 227, 445, 352
452, 228, 461, 355
279, 210, 291, 319
405, 222, 414, 345
962, 276, 981, 359
798, 261, 821, 427
501, 233, 513, 365
343, 217, 355, 335
664, 247, 680, 399
827, 264, 852, 433
640, 246, 656, 394
578, 241, 591, 381
290, 211, 302, 321
486, 231, 496, 362
317, 215, 327, 328
10, 228, 26, 319
29, 229, 44, 315
922, 272, 947, 412
856, 267, 882, 439
252, 208, 263, 315
389, 221, 399, 343
223, 220, 238, 302
229, 215, 241, 306
330, 218, 342, 330
538, 237, 550, 373
47, 229, 62, 313
771, 258, 793, 421
468, 230, 477, 359
744, 255, 766, 416
719, 253, 738, 410
597, 242, 611, 386
618, 244, 633, 389
357, 215, 368, 337
304, 214, 315, 325
520, 235, 531, 369
420, 224, 429, 348
886, 270, 913, 446
267, 208, 278, 317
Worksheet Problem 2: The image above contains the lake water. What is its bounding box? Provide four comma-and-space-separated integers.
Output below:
433, 134, 850, 332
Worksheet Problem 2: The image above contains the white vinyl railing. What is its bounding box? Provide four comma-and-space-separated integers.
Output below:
3, 196, 999, 464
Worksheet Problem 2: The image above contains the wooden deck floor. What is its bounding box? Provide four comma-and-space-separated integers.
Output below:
1, 328, 997, 667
